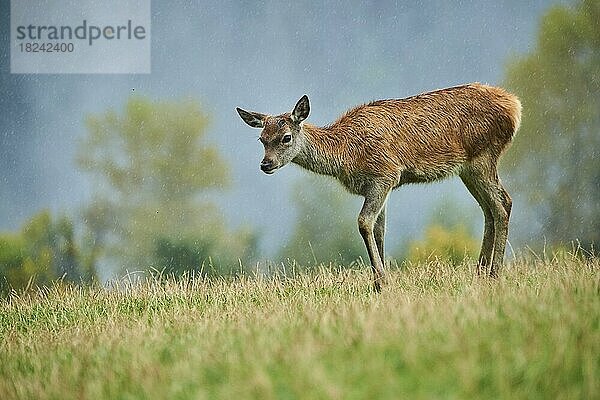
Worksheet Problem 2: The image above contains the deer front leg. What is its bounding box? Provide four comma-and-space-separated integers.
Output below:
374, 204, 386, 265
358, 188, 389, 292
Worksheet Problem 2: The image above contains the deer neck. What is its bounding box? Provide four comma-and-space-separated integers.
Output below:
292, 123, 343, 177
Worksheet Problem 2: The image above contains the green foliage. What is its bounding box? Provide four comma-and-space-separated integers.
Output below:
504, 0, 600, 246
0, 257, 598, 399
78, 97, 230, 197
401, 196, 479, 265
0, 210, 96, 292
154, 236, 214, 275
77, 97, 257, 275
406, 224, 478, 265
279, 175, 365, 265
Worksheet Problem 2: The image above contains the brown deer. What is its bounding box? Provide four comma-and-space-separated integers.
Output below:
237, 83, 521, 291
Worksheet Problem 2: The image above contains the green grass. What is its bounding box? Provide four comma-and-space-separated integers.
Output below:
1, 256, 598, 399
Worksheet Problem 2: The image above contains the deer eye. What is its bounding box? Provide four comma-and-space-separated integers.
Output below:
281, 134, 292, 144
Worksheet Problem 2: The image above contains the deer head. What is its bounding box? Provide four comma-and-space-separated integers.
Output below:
236, 95, 310, 174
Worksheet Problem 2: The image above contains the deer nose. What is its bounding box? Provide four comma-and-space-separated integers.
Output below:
260, 159, 274, 171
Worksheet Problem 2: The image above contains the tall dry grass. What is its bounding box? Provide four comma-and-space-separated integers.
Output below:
1, 254, 598, 399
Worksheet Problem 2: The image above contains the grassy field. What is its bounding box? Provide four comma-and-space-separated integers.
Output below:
1, 255, 598, 399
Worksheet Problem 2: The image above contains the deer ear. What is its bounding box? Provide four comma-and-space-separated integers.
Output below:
291, 95, 310, 123
236, 108, 266, 128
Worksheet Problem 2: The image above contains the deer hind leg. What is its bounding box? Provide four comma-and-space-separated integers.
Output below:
463, 156, 511, 277
460, 171, 495, 275
493, 184, 512, 276
374, 203, 387, 265
358, 186, 390, 292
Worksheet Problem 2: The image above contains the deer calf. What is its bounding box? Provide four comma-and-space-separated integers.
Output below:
237, 83, 521, 291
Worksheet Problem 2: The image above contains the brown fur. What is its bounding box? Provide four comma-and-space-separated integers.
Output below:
237, 83, 521, 291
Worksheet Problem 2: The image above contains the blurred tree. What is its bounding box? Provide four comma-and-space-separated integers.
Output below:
0, 233, 28, 291
77, 97, 257, 275
405, 225, 478, 266
400, 196, 479, 265
504, 0, 599, 247
0, 210, 96, 292
279, 175, 365, 266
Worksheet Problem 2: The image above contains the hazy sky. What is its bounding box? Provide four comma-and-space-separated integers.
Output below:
1, 0, 557, 255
